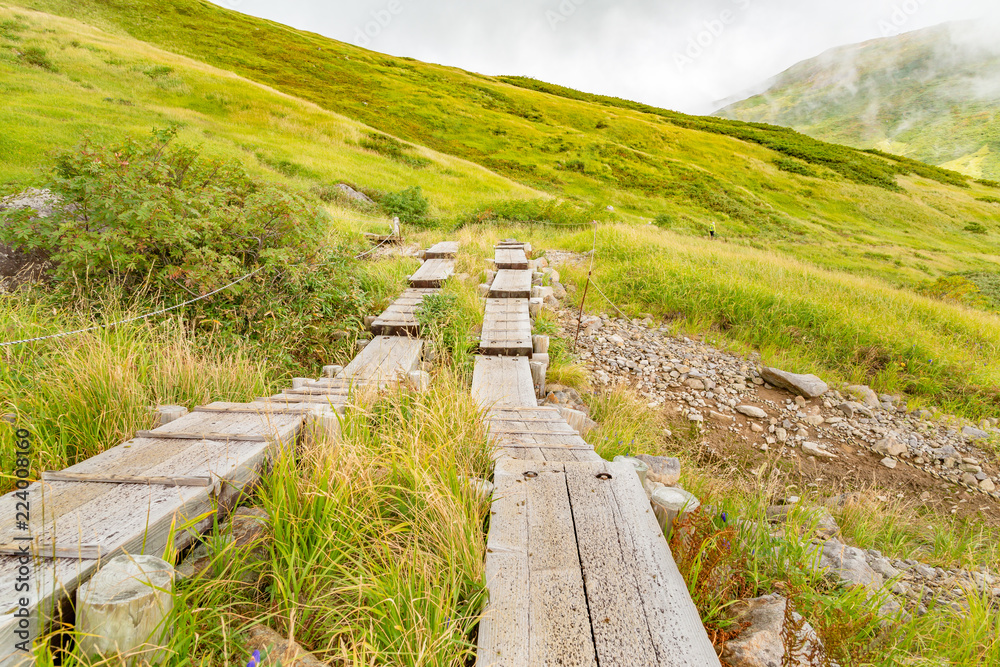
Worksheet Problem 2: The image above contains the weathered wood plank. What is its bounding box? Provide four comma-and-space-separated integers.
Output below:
478, 459, 597, 667
408, 258, 455, 288
494, 247, 529, 270
480, 299, 532, 356
488, 270, 532, 299
371, 288, 440, 335
424, 241, 459, 259
0, 418, 301, 666
472, 357, 537, 410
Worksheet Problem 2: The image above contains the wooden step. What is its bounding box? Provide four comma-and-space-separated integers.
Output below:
424, 241, 459, 259
409, 258, 454, 288
480, 298, 532, 356
370, 288, 439, 335
494, 246, 529, 270
489, 270, 532, 299
476, 458, 721, 666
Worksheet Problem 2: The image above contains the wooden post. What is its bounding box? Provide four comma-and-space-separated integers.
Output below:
322, 364, 343, 378
532, 335, 550, 354
76, 554, 175, 665
151, 405, 188, 428
528, 298, 543, 318
301, 406, 341, 451
391, 216, 401, 238
363, 315, 377, 329
407, 370, 431, 392
529, 361, 546, 399
291, 378, 310, 389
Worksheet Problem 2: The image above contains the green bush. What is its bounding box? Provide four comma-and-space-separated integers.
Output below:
18, 46, 55, 70
1, 126, 326, 290
0, 127, 370, 366
653, 213, 674, 228
774, 157, 820, 178
358, 132, 431, 169
964, 222, 988, 234
379, 185, 430, 226
976, 196, 1000, 204
976, 179, 1000, 188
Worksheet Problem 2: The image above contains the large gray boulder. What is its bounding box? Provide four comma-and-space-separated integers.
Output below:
814, 539, 882, 589
760, 367, 828, 398
723, 594, 824, 667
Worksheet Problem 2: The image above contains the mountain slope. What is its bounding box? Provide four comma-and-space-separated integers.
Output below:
4, 0, 1000, 290
717, 22, 1000, 181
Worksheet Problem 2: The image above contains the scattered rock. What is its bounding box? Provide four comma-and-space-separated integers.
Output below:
816, 539, 883, 589
845, 385, 880, 409
880, 457, 897, 469
736, 405, 768, 419
760, 367, 828, 398
802, 441, 837, 459
962, 426, 989, 441
335, 183, 375, 206
723, 594, 824, 667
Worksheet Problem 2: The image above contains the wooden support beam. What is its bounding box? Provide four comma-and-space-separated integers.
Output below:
134, 431, 270, 442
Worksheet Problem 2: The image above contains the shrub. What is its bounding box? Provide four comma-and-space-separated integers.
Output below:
0, 127, 370, 365
558, 159, 586, 173
774, 157, 820, 178
379, 185, 430, 226
18, 46, 55, 70
915, 275, 989, 309
964, 222, 988, 234
653, 213, 674, 228
0, 126, 328, 291
976, 196, 1000, 205
976, 178, 1000, 188
358, 132, 431, 169
595, 119, 609, 129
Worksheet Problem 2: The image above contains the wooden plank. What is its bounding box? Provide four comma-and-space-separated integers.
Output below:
477, 458, 597, 666
408, 258, 455, 288
0, 415, 302, 665
340, 336, 423, 384
41, 472, 212, 487
371, 288, 440, 335
494, 247, 529, 270
564, 460, 659, 665
488, 270, 532, 299
480, 298, 533, 356
424, 241, 459, 259
0, 543, 104, 560
195, 402, 320, 416
566, 459, 722, 666
472, 357, 537, 410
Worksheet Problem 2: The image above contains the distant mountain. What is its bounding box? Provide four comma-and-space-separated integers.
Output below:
717, 22, 1000, 181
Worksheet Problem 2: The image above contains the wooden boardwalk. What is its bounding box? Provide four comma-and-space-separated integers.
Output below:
488, 269, 532, 299
494, 247, 529, 270
480, 299, 532, 356
370, 288, 438, 335
409, 258, 454, 288
424, 241, 459, 259
0, 242, 452, 666
0, 404, 306, 665
473, 241, 720, 666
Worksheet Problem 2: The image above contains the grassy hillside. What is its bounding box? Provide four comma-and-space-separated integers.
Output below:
717, 22, 1000, 182
2, 1, 999, 286
2, 0, 1000, 418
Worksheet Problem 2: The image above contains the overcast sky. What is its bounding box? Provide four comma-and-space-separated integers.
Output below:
210, 0, 998, 114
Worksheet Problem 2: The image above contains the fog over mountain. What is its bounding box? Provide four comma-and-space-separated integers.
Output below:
717, 18, 1000, 180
